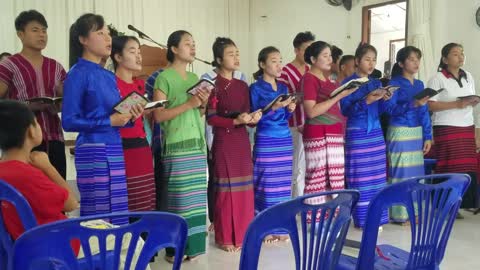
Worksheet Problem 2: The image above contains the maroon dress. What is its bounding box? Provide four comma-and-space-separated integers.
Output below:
207, 75, 254, 247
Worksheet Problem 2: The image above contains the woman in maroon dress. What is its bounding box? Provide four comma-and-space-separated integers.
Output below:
205, 37, 261, 252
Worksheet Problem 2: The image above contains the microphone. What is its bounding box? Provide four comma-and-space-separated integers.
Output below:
127, 25, 211, 66
127, 25, 147, 39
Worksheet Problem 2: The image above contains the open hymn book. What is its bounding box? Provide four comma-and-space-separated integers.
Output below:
261, 93, 301, 112
413, 88, 445, 100
113, 91, 168, 114
329, 77, 369, 98
186, 78, 216, 95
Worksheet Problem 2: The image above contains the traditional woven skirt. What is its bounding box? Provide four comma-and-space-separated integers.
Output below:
345, 128, 389, 228
212, 128, 254, 246
253, 135, 293, 215
162, 149, 207, 257
433, 125, 478, 208
122, 138, 156, 212
303, 123, 345, 203
75, 143, 129, 225
387, 126, 424, 222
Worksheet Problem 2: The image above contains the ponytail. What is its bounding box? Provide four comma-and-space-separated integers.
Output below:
437, 42, 463, 71
253, 46, 279, 80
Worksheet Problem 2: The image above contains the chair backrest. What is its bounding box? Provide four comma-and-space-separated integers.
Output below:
239, 190, 360, 270
356, 173, 470, 270
12, 212, 188, 270
0, 179, 37, 269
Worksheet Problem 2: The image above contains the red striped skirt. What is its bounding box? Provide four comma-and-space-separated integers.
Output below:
433, 125, 477, 173
433, 125, 478, 208
122, 138, 156, 211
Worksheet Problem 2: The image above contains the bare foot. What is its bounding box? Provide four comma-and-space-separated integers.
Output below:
218, 244, 236, 252
274, 235, 290, 242
164, 255, 187, 264
187, 255, 200, 262
263, 235, 278, 244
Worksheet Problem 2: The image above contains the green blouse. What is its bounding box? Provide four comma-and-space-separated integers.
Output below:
154, 68, 206, 154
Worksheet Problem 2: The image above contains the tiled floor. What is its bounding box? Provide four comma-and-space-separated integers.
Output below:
147, 210, 480, 270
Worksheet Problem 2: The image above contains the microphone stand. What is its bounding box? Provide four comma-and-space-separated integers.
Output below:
132, 29, 211, 66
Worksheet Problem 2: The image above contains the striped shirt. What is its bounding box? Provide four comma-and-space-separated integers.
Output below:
0, 54, 66, 141
278, 63, 309, 127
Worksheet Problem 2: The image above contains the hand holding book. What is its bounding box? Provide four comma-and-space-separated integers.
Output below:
249, 109, 262, 124
457, 95, 480, 107
329, 77, 368, 99
366, 89, 387, 104
113, 91, 168, 114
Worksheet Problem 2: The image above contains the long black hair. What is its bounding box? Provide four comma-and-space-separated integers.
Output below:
253, 46, 280, 79
166, 30, 192, 63
355, 43, 377, 63
69, 13, 105, 68
303, 41, 331, 65
110, 35, 140, 71
437, 42, 463, 71
391, 46, 422, 77
211, 37, 236, 68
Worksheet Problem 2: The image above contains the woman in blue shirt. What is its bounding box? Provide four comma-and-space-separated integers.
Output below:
62, 14, 143, 225
387, 46, 432, 224
250, 46, 295, 242
340, 44, 406, 229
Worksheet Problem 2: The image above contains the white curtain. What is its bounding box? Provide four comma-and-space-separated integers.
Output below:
0, 0, 251, 77
407, 0, 436, 81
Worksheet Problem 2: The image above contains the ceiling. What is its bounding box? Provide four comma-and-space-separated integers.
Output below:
370, 2, 406, 34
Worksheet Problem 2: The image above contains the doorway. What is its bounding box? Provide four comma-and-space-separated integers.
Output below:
362, 1, 407, 78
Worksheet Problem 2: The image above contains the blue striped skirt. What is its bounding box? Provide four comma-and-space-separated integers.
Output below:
75, 143, 129, 225
253, 135, 293, 215
345, 128, 388, 228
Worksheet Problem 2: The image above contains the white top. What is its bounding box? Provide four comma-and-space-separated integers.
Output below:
428, 70, 476, 127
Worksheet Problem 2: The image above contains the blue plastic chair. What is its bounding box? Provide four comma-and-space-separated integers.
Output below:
338, 173, 470, 270
12, 212, 188, 270
0, 179, 37, 270
239, 190, 360, 270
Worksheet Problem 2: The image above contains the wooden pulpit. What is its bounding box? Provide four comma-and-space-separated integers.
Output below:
135, 44, 169, 80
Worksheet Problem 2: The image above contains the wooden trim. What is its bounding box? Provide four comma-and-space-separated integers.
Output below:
361, 7, 371, 44
405, 0, 409, 42
363, 0, 406, 10
361, 0, 408, 44
389, 38, 406, 62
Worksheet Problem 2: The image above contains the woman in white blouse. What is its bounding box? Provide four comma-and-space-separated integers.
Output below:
428, 43, 479, 218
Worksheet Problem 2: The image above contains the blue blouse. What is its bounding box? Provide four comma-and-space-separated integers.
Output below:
340, 73, 409, 133
388, 76, 432, 141
250, 77, 292, 138
62, 58, 124, 146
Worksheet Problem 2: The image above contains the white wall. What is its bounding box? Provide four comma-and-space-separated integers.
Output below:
431, 0, 480, 92
248, 0, 354, 80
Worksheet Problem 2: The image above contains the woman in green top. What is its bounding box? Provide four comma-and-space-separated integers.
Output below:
153, 30, 210, 262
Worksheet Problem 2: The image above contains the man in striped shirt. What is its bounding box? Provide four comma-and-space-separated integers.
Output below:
0, 10, 67, 178
278, 31, 315, 198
